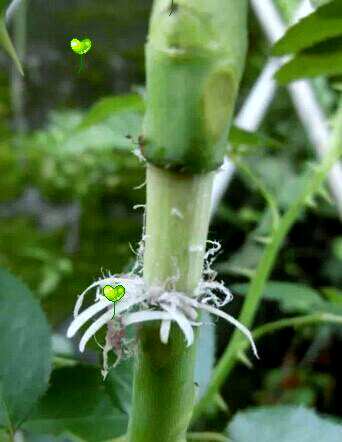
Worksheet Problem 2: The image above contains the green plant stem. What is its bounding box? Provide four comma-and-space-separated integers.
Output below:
235, 159, 280, 230
127, 165, 214, 442
192, 99, 342, 423
128, 2, 247, 438
143, 0, 247, 173
244, 313, 342, 352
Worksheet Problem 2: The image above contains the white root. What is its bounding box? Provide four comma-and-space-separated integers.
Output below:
67, 241, 258, 375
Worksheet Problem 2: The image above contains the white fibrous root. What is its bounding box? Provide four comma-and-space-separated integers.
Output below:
67, 242, 258, 378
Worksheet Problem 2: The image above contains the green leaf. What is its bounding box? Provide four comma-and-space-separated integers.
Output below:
233, 281, 325, 314
217, 241, 263, 278
0, 1, 24, 75
229, 126, 281, 151
321, 287, 342, 303
105, 359, 133, 415
275, 37, 342, 84
79, 94, 144, 130
228, 406, 342, 442
0, 268, 51, 429
24, 366, 128, 442
273, 0, 342, 56
64, 111, 142, 154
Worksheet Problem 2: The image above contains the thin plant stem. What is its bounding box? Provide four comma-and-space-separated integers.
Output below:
242, 313, 342, 353
235, 159, 280, 230
127, 166, 214, 442
192, 99, 342, 423
78, 54, 84, 74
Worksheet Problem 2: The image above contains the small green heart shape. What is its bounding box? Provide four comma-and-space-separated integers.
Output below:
70, 38, 92, 55
81, 38, 92, 54
103, 284, 126, 303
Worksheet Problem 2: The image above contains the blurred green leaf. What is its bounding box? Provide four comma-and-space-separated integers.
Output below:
24, 107, 144, 199
64, 111, 142, 154
105, 359, 133, 415
217, 241, 263, 278
321, 287, 342, 303
79, 94, 144, 130
243, 156, 297, 210
0, 1, 24, 75
276, 0, 302, 22
227, 406, 342, 441
229, 126, 281, 152
332, 236, 342, 260
275, 37, 342, 84
273, 0, 342, 56
233, 281, 325, 314
0, 268, 51, 429
255, 366, 334, 408
24, 365, 128, 442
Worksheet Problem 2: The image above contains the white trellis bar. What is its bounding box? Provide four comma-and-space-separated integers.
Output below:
211, 59, 280, 213
211, 0, 342, 219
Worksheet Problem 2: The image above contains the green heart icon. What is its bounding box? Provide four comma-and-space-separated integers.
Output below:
103, 284, 126, 303
70, 38, 92, 55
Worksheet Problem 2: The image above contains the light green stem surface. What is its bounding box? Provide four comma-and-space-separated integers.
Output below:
127, 165, 214, 442
128, 1, 248, 438
143, 0, 247, 173
192, 99, 342, 422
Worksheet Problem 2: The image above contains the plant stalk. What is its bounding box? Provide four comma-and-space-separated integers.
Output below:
127, 165, 214, 442
127, 1, 248, 439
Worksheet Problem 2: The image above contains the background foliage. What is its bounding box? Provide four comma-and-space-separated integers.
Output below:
0, 0, 341, 441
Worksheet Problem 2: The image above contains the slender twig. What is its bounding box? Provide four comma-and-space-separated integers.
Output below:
239, 313, 342, 353
235, 159, 280, 230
